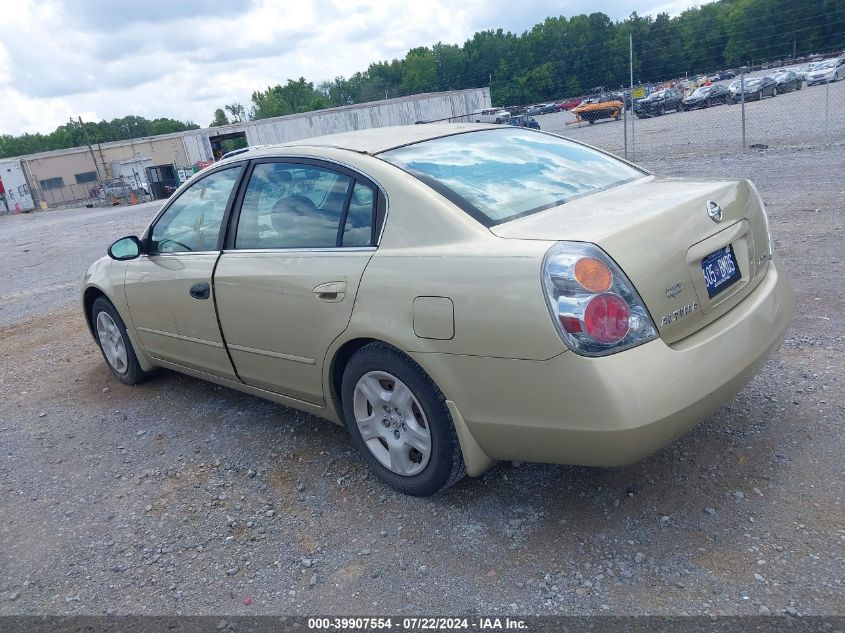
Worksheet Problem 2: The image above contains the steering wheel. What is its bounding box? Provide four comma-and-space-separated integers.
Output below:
156, 237, 193, 252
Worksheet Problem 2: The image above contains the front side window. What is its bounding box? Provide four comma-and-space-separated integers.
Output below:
235, 162, 375, 249
380, 129, 644, 226
151, 167, 240, 253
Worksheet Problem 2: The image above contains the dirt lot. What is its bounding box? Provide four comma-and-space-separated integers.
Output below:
0, 143, 843, 617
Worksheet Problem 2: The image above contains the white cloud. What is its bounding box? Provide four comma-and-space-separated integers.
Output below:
0, 0, 702, 136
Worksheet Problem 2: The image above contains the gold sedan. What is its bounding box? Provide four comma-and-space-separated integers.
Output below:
82, 124, 794, 496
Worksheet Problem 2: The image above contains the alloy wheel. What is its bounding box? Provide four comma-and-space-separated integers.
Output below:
352, 371, 432, 476
96, 311, 128, 374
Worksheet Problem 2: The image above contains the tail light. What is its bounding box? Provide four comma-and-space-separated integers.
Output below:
542, 242, 658, 356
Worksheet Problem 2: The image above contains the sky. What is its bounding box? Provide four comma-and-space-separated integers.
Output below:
0, 0, 706, 136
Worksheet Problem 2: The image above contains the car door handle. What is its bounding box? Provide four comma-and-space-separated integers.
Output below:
189, 282, 210, 300
312, 281, 346, 303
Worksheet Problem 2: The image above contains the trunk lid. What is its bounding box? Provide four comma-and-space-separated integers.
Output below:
491, 176, 772, 344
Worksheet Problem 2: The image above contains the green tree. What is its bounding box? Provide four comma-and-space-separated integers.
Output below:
224, 103, 248, 123
401, 48, 438, 94
210, 109, 229, 127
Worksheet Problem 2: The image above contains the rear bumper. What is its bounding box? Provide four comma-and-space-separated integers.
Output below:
412, 260, 793, 468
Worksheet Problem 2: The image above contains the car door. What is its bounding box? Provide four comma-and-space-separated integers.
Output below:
123, 165, 243, 379
213, 159, 385, 404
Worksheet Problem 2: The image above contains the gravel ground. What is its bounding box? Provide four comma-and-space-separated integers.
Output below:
0, 143, 842, 617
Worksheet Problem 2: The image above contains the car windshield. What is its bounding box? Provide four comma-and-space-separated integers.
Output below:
691, 87, 710, 96
817, 60, 836, 69
380, 129, 645, 226
745, 78, 763, 88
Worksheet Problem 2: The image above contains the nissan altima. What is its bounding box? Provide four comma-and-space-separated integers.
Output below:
82, 125, 794, 496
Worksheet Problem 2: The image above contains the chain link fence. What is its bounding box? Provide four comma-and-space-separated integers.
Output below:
35, 176, 153, 211
527, 59, 843, 161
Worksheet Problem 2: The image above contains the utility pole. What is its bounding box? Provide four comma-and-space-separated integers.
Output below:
122, 124, 137, 160
629, 33, 635, 161
122, 124, 140, 189
740, 67, 747, 151
76, 116, 102, 181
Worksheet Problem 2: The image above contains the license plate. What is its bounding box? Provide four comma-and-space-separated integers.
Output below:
701, 245, 741, 298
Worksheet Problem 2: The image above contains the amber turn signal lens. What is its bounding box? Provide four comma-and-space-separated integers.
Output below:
574, 257, 613, 292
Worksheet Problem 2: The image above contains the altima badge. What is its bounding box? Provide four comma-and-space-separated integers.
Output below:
661, 302, 699, 326
706, 200, 723, 222
665, 282, 683, 298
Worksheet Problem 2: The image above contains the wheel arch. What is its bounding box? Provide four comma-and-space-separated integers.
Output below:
83, 285, 107, 340
327, 336, 378, 408
324, 336, 493, 477
83, 282, 156, 372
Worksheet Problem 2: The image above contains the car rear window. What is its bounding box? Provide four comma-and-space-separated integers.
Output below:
379, 129, 644, 225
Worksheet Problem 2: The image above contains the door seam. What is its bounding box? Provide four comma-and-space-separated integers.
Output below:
210, 251, 245, 384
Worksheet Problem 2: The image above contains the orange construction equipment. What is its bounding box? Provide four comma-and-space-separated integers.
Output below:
569, 96, 624, 125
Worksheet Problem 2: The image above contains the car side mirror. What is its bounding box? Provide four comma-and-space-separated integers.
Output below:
108, 235, 143, 260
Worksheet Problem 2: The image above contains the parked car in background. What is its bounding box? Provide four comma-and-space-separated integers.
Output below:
633, 88, 685, 117
83, 124, 794, 496
719, 70, 737, 79
470, 108, 512, 124
771, 69, 803, 92
728, 76, 778, 102
806, 58, 845, 85
798, 62, 822, 80
557, 97, 582, 110
682, 84, 730, 109
507, 114, 540, 129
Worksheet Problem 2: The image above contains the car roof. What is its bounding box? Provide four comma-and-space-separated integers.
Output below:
231, 123, 500, 157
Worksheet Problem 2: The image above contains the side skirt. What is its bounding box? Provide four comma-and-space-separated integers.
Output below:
152, 358, 343, 425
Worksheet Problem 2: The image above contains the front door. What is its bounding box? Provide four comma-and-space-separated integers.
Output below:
124, 166, 242, 378
214, 160, 382, 404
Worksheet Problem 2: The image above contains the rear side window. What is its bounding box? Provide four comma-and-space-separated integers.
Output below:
380, 129, 644, 226
234, 162, 376, 249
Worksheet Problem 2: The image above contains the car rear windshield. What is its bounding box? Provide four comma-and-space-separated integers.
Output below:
379, 129, 645, 226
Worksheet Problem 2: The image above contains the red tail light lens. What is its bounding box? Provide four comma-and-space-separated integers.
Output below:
583, 293, 630, 343
542, 242, 657, 356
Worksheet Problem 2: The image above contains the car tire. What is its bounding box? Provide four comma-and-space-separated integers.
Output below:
341, 342, 467, 496
91, 296, 149, 385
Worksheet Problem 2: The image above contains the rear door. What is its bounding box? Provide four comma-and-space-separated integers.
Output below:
123, 165, 243, 378
213, 159, 385, 404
